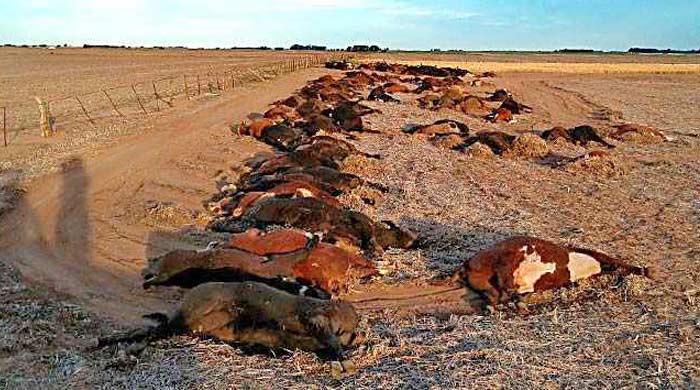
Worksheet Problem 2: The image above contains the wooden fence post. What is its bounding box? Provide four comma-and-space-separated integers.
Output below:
131, 85, 148, 114
2, 106, 6, 147
152, 82, 160, 111
75, 96, 96, 125
34, 97, 53, 137
103, 90, 125, 118
197, 75, 201, 95
183, 75, 190, 99
216, 74, 221, 91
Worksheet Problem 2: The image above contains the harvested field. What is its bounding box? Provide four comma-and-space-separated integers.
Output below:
360, 52, 700, 74
1, 54, 700, 389
0, 47, 332, 179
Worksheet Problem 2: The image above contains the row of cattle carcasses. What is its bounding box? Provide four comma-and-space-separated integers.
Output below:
102, 63, 657, 365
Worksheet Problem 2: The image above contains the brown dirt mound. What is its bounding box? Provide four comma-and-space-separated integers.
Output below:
505, 133, 550, 159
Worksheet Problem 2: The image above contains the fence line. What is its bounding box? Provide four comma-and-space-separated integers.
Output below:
0, 53, 349, 146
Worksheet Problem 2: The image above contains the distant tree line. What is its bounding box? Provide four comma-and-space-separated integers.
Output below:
346, 45, 387, 52
290, 44, 327, 51
629, 47, 700, 54
555, 49, 598, 53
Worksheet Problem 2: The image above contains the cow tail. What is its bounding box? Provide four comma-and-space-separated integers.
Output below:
96, 311, 183, 348
569, 247, 658, 280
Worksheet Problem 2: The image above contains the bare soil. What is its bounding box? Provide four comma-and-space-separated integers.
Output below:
1, 56, 699, 388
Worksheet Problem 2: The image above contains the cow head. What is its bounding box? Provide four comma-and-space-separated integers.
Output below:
308, 300, 361, 355
141, 249, 204, 289
376, 220, 418, 249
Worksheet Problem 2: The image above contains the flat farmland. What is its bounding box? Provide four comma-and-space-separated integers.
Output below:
363, 52, 700, 74
0, 48, 328, 177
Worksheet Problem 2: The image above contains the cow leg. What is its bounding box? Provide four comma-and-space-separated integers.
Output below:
466, 271, 501, 307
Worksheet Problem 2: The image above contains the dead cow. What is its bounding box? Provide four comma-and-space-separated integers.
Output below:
99, 282, 360, 360
239, 166, 371, 196
368, 86, 400, 103
488, 89, 510, 102
609, 123, 669, 142
404, 119, 469, 137
541, 125, 615, 148
141, 234, 376, 296
458, 131, 517, 155
453, 236, 656, 307
240, 197, 417, 254
258, 124, 306, 151
228, 229, 378, 293
237, 118, 276, 138
231, 181, 340, 217
499, 97, 532, 115
485, 108, 514, 123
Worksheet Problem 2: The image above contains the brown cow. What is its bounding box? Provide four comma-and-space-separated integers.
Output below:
404, 119, 469, 137
488, 89, 511, 102
141, 247, 326, 296
239, 166, 371, 196
541, 125, 615, 148
252, 138, 368, 174
231, 181, 340, 217
257, 124, 306, 151
368, 86, 400, 103
326, 102, 378, 132
459, 131, 517, 155
275, 95, 304, 108
610, 123, 669, 141
228, 228, 312, 255
383, 82, 411, 94
99, 281, 361, 361
459, 96, 491, 116
238, 197, 417, 254
499, 97, 532, 115
228, 229, 378, 293
142, 230, 377, 295
264, 105, 302, 122
485, 108, 514, 123
453, 236, 656, 307
540, 126, 570, 141
305, 136, 381, 159
237, 118, 277, 138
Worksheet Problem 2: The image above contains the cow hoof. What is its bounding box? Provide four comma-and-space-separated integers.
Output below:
516, 301, 529, 313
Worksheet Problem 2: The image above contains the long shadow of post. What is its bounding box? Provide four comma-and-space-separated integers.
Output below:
54, 158, 91, 268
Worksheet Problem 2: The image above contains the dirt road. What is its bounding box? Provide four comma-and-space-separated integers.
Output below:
0, 68, 332, 325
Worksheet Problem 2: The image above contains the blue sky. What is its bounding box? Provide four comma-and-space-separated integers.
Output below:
0, 0, 698, 50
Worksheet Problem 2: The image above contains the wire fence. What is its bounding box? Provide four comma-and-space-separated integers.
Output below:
1, 53, 350, 147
